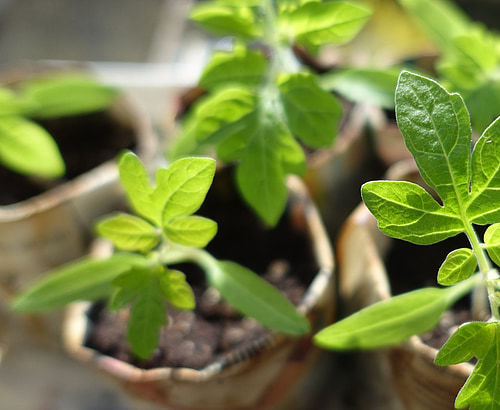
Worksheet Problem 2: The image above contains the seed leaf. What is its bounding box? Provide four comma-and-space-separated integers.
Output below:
152, 157, 216, 225
314, 285, 470, 350
484, 223, 500, 266
165, 215, 217, 248
437, 248, 477, 286
467, 117, 500, 225
12, 253, 148, 312
207, 260, 310, 336
395, 71, 471, 213
159, 269, 195, 310
127, 279, 166, 359
200, 47, 267, 90
19, 74, 118, 118
279, 73, 341, 148
361, 181, 463, 245
190, 3, 261, 39
0, 115, 64, 178
96, 213, 159, 252
279, 1, 371, 48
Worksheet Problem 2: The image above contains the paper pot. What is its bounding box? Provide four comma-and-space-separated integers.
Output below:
63, 175, 335, 410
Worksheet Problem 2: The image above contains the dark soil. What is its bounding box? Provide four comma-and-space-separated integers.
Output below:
85, 167, 318, 370
0, 109, 136, 205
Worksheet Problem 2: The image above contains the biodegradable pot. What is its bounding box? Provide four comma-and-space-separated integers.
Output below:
0, 93, 157, 302
63, 174, 335, 410
337, 159, 473, 410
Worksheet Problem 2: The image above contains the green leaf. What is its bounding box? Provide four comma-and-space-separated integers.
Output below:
0, 87, 25, 116
236, 114, 288, 227
279, 1, 371, 48
96, 213, 159, 252
165, 215, 217, 248
0, 115, 64, 178
159, 269, 195, 310
118, 152, 156, 221
484, 223, 500, 266
467, 117, 500, 225
127, 279, 166, 359
361, 181, 464, 245
314, 284, 472, 350
199, 47, 267, 90
463, 81, 500, 135
397, 0, 471, 52
113, 266, 151, 289
437, 248, 477, 286
153, 157, 216, 225
279, 73, 341, 148
395, 71, 471, 213
109, 287, 137, 311
443, 323, 500, 409
320, 67, 399, 109
190, 3, 261, 39
207, 260, 310, 336
435, 322, 492, 366
12, 253, 148, 312
19, 74, 118, 118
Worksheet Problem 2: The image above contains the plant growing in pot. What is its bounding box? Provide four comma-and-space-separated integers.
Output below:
171, 0, 376, 234
315, 70, 500, 409
0, 71, 156, 301
12, 152, 335, 409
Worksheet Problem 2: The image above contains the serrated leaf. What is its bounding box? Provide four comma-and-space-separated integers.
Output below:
435, 322, 492, 366
484, 223, 500, 266
19, 74, 118, 118
236, 116, 288, 227
464, 81, 500, 135
199, 48, 267, 90
165, 215, 217, 248
12, 253, 148, 312
395, 71, 471, 213
397, 0, 471, 52
277, 129, 306, 175
190, 3, 261, 39
452, 323, 500, 409
118, 152, 156, 221
159, 269, 195, 310
113, 266, 151, 289
467, 117, 500, 225
314, 284, 472, 350
207, 260, 310, 336
361, 181, 463, 245
152, 157, 216, 225
0, 115, 64, 177
96, 213, 159, 252
127, 279, 166, 359
279, 73, 341, 148
320, 67, 399, 109
437, 248, 477, 286
279, 1, 371, 48
109, 287, 138, 311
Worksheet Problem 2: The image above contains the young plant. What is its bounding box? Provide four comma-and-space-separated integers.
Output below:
398, 0, 500, 134
0, 73, 118, 178
171, 0, 371, 226
12, 152, 309, 359
314, 71, 500, 409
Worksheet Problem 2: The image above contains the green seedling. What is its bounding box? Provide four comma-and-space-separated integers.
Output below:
399, 0, 500, 135
315, 71, 500, 409
171, 0, 372, 226
0, 73, 118, 178
13, 152, 309, 359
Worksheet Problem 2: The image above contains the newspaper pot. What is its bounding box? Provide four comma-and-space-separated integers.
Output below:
0, 93, 157, 303
337, 159, 472, 410
63, 173, 335, 410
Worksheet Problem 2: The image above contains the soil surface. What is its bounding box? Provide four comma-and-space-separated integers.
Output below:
0, 109, 136, 205
85, 168, 318, 370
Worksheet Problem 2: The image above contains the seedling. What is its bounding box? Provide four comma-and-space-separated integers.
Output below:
171, 0, 371, 226
314, 71, 500, 409
0, 73, 118, 178
13, 152, 309, 359
399, 0, 500, 134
